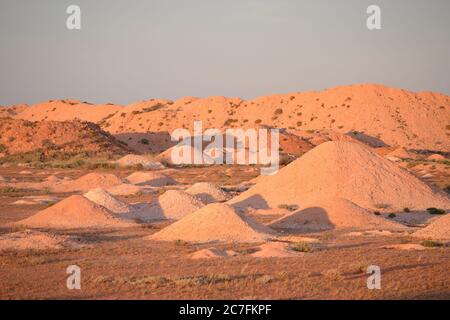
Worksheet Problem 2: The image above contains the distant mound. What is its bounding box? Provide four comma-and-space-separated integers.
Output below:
149, 203, 273, 243
0, 104, 28, 118
251, 242, 302, 258
0, 118, 130, 160
230, 141, 450, 211
53, 173, 123, 192
270, 198, 403, 232
116, 154, 164, 169
147, 190, 204, 220
186, 182, 229, 204
125, 171, 176, 187
16, 195, 136, 229
414, 214, 450, 240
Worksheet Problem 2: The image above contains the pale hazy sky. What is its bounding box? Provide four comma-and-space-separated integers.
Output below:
0, 0, 449, 105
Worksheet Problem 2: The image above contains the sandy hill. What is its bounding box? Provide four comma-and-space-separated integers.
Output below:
13, 84, 450, 152
147, 190, 204, 220
125, 171, 176, 187
186, 182, 229, 204
16, 195, 136, 229
83, 188, 132, 214
52, 173, 123, 193
414, 214, 450, 240
0, 118, 130, 158
149, 203, 273, 243
230, 141, 450, 212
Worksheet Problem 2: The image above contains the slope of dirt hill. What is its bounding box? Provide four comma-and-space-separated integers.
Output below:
14, 100, 123, 123
0, 104, 28, 117
230, 141, 450, 212
269, 198, 404, 232
414, 214, 450, 240
0, 230, 84, 250
14, 84, 450, 152
149, 203, 273, 243
0, 118, 130, 159
15, 195, 137, 229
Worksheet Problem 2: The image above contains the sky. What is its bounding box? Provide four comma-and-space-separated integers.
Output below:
0, 0, 449, 105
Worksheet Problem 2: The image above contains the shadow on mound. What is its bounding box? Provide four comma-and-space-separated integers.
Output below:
230, 194, 270, 211
346, 131, 389, 148
269, 207, 335, 233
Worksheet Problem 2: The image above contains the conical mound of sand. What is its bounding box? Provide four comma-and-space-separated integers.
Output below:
186, 182, 229, 204
427, 154, 446, 161
125, 171, 176, 187
270, 198, 404, 232
16, 195, 136, 229
147, 190, 204, 220
83, 188, 131, 214
53, 173, 123, 192
414, 214, 450, 240
116, 154, 164, 170
149, 203, 273, 243
230, 141, 450, 211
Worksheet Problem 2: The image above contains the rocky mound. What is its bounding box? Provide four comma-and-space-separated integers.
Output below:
53, 173, 123, 192
116, 154, 164, 169
251, 242, 303, 258
230, 141, 450, 212
83, 188, 131, 214
0, 230, 84, 251
186, 182, 228, 204
125, 171, 176, 187
147, 190, 204, 220
149, 203, 273, 243
269, 198, 403, 232
16, 195, 136, 229
0, 118, 130, 159
414, 214, 450, 240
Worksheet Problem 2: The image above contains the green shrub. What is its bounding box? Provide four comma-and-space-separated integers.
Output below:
274, 108, 283, 115
426, 208, 446, 215
291, 242, 313, 253
421, 240, 443, 248
0, 187, 18, 194
388, 213, 396, 219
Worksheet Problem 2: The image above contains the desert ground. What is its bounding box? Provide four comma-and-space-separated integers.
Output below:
0, 84, 449, 300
